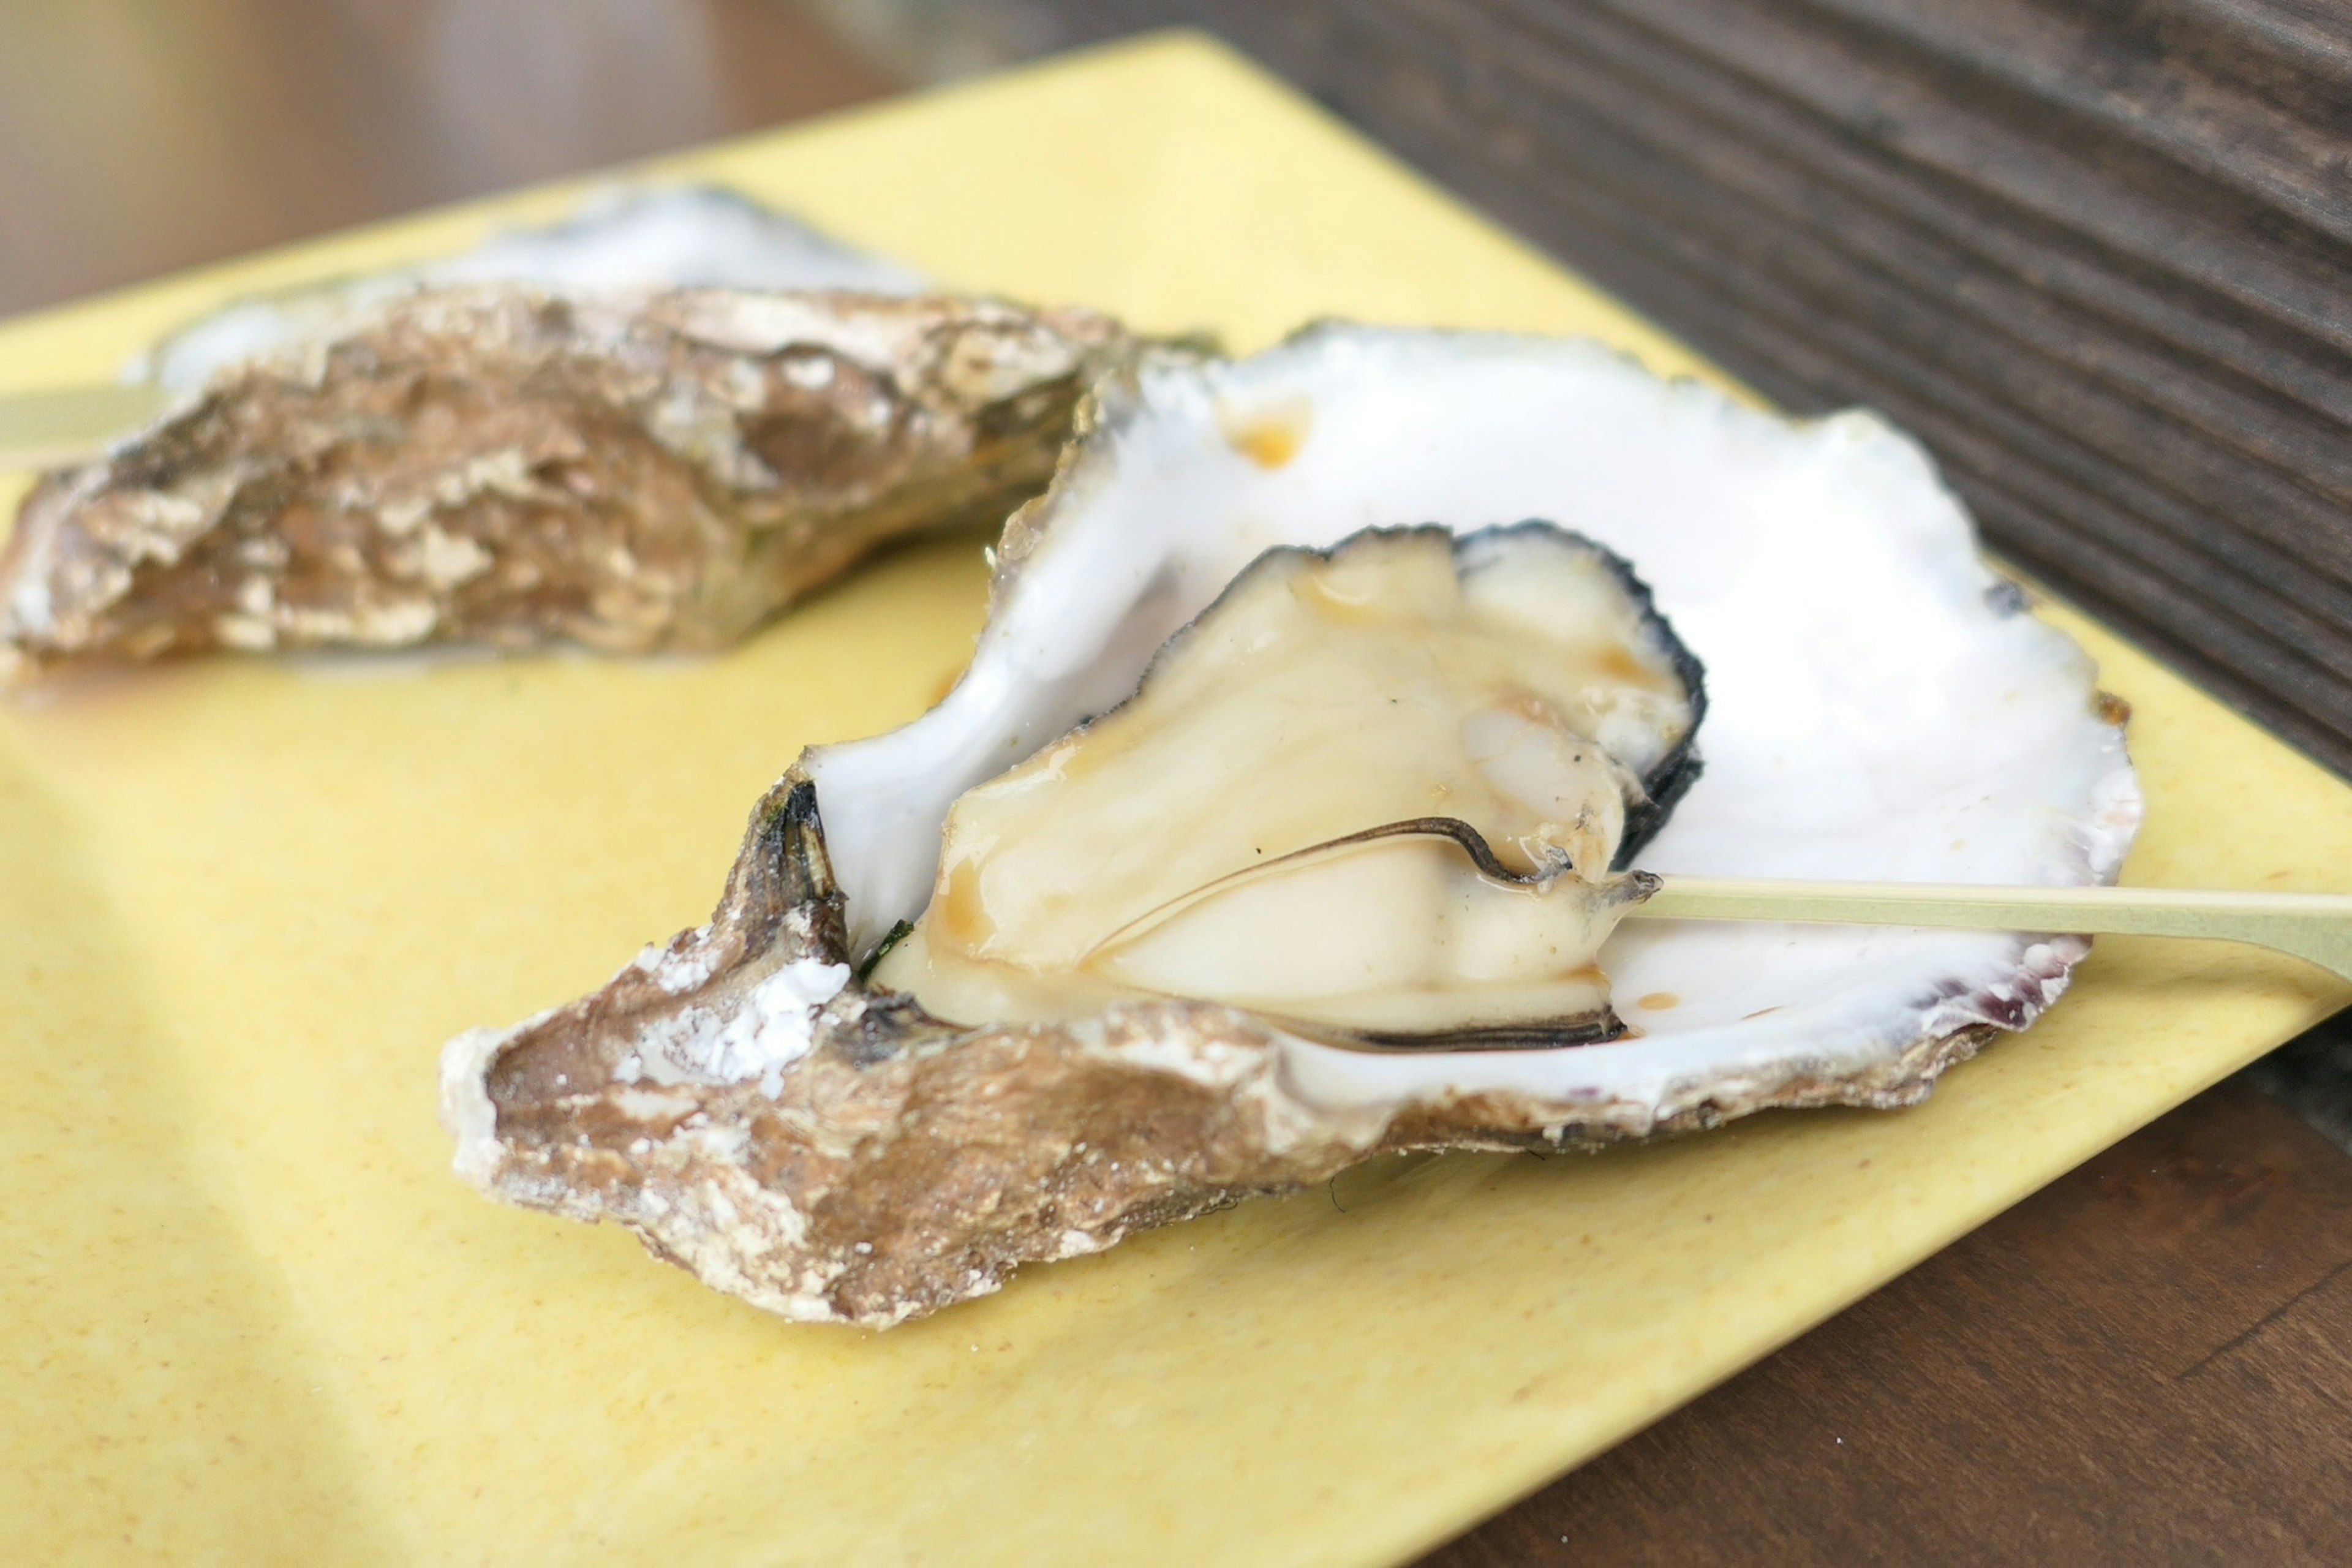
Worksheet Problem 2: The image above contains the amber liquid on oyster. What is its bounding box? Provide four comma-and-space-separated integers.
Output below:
872, 526, 1700, 1047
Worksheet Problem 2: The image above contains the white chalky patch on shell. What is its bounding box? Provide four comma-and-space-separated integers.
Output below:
632, 957, 850, 1085
631, 929, 718, 993
437, 1006, 561, 1186
214, 614, 274, 651
416, 526, 494, 590
609, 1088, 699, 1122
375, 496, 431, 536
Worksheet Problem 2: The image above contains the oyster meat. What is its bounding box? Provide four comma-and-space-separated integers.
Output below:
442, 323, 2139, 1327
0, 287, 1128, 677
873, 524, 1700, 1045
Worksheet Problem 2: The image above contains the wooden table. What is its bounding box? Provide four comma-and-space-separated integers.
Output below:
1428, 1075, 2352, 1562
4, 3, 2344, 1559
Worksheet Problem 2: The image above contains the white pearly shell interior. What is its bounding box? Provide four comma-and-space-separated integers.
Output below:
802, 325, 2140, 1119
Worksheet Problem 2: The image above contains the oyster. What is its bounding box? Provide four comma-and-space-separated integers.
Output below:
442, 324, 2139, 1327
0, 287, 1128, 677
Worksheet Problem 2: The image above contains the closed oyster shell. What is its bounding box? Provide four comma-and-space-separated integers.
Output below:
0, 288, 1129, 676
442, 324, 2141, 1327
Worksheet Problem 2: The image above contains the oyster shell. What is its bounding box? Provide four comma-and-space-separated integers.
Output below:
0, 287, 1128, 677
442, 324, 2140, 1327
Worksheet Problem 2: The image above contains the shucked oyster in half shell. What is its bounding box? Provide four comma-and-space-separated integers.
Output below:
442, 325, 2139, 1327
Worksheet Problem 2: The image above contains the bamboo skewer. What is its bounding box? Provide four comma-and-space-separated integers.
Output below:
1629, 878, 2352, 983
1076, 817, 2352, 987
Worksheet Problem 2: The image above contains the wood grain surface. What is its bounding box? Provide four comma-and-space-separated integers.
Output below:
1032, 0, 2352, 782
0, 0, 891, 317
1421, 1079, 2352, 1564
2, 3, 2346, 1560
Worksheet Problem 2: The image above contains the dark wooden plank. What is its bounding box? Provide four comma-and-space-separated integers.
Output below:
1604, 0, 2352, 345
1469, 0, 2352, 425
1419, 1080, 2352, 1564
1790, 0, 2352, 246
1441, 1, 2352, 516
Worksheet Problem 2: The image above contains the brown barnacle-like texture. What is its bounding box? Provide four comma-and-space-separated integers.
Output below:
444, 775, 1389, 1327
492, 1002, 1355, 1327
0, 288, 1129, 676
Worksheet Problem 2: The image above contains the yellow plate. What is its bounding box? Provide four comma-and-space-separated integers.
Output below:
4, 32, 2346, 1567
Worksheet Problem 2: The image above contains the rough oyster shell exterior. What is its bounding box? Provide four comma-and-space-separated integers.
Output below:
0, 287, 1128, 677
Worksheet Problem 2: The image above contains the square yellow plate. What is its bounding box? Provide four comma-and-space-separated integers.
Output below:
4, 32, 2348, 1567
